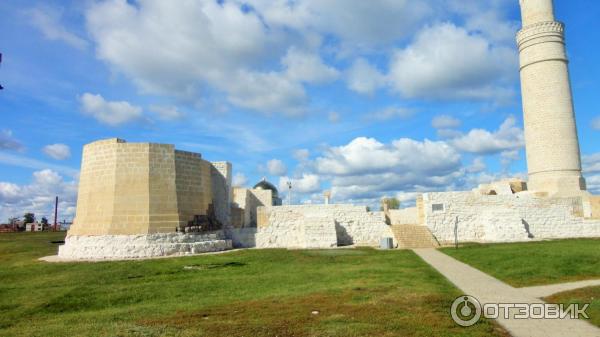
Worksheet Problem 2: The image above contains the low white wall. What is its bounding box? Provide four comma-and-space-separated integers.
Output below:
423, 192, 600, 244
256, 204, 393, 248
388, 207, 419, 225
58, 232, 232, 260
226, 228, 257, 248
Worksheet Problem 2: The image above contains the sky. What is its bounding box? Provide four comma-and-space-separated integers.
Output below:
1, 0, 599, 222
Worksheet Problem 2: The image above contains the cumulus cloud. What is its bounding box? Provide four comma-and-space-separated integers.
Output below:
43, 143, 71, 160
583, 153, 600, 174
388, 23, 517, 101
279, 174, 321, 194
432, 115, 461, 129
366, 106, 414, 121
313, 136, 462, 201
79, 93, 143, 126
266, 159, 288, 176
346, 58, 385, 95
85, 0, 326, 116
27, 6, 88, 50
0, 170, 78, 222
0, 130, 24, 151
450, 116, 524, 155
293, 149, 310, 162
283, 47, 339, 84
84, 1, 519, 113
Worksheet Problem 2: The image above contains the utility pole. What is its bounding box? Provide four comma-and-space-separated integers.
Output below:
53, 196, 58, 231
286, 180, 292, 205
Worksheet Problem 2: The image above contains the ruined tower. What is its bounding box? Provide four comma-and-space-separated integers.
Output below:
517, 0, 586, 196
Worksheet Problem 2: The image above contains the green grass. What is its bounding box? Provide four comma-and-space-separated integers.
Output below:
545, 286, 600, 328
440, 239, 600, 287
0, 232, 508, 337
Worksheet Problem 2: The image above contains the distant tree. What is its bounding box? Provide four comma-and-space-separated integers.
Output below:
41, 217, 49, 226
8, 217, 19, 225
387, 198, 400, 210
380, 197, 401, 211
23, 213, 35, 224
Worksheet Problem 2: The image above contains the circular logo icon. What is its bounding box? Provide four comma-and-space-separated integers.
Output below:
451, 295, 482, 327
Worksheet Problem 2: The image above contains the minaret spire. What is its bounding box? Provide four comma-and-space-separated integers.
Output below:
517, 0, 586, 196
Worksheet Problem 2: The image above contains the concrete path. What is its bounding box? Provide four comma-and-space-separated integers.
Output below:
413, 248, 600, 337
520, 279, 600, 299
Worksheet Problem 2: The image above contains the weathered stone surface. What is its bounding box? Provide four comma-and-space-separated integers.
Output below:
423, 191, 600, 244
255, 204, 393, 248
58, 232, 232, 260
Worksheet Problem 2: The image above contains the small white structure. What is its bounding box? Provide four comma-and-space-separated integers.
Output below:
25, 222, 42, 232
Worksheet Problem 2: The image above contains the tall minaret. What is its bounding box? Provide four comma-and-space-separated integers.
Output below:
517, 0, 586, 196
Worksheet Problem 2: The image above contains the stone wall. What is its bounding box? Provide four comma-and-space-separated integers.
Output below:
210, 162, 232, 228
388, 207, 419, 225
255, 205, 393, 248
58, 232, 232, 260
423, 191, 600, 244
69, 139, 218, 236
232, 187, 273, 227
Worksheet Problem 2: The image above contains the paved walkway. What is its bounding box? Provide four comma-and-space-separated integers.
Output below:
520, 279, 600, 298
413, 248, 600, 337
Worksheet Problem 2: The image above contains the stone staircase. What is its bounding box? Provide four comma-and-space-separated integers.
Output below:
391, 224, 440, 249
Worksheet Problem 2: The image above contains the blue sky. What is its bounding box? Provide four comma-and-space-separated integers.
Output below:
1, 0, 599, 222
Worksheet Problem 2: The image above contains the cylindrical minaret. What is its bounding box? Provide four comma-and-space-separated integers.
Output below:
517, 0, 586, 196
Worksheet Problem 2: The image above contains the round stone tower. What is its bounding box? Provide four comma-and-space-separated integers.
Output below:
517, 0, 586, 196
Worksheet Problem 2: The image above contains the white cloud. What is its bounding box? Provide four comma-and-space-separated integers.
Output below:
0, 170, 78, 222
388, 23, 517, 101
366, 106, 414, 121
283, 47, 339, 84
293, 149, 310, 162
432, 115, 461, 129
233, 173, 248, 187
85, 0, 320, 116
267, 159, 288, 176
467, 157, 487, 173
583, 153, 600, 174
346, 58, 385, 95
27, 6, 88, 50
592, 117, 600, 131
79, 93, 143, 126
0, 152, 79, 177
316, 137, 460, 176
149, 105, 185, 121
279, 174, 321, 194
450, 116, 524, 155
43, 144, 71, 160
0, 130, 24, 151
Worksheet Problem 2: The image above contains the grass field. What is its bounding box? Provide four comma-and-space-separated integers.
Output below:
440, 239, 600, 287
0, 232, 507, 337
545, 286, 600, 328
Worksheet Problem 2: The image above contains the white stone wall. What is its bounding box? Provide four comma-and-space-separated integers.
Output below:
423, 191, 600, 244
58, 232, 232, 260
226, 228, 257, 248
232, 187, 273, 227
210, 162, 232, 227
255, 205, 393, 248
388, 207, 419, 225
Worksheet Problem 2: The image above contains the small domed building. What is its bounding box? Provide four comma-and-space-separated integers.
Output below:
253, 178, 283, 206
231, 178, 282, 228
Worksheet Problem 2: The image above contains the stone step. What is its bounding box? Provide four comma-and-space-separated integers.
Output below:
391, 224, 439, 249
